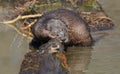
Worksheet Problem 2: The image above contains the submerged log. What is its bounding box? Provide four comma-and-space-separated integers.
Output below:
19, 50, 68, 74
19, 39, 69, 74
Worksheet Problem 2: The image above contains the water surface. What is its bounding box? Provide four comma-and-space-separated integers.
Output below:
0, 0, 120, 74
85, 0, 120, 74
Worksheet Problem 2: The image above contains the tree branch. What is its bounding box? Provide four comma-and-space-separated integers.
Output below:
1, 14, 42, 24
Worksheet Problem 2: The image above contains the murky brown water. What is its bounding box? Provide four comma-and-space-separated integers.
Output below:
85, 0, 120, 74
0, 0, 120, 74
0, 1, 28, 74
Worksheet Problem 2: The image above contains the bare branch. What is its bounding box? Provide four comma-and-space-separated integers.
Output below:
20, 19, 37, 30
1, 14, 42, 24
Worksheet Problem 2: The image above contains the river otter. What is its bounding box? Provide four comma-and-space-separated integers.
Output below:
20, 39, 68, 74
31, 9, 93, 48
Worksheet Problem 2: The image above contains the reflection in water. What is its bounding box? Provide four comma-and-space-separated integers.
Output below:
86, 29, 120, 74
66, 47, 92, 74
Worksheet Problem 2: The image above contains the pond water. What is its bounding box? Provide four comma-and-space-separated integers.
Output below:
0, 0, 120, 74
0, 1, 29, 74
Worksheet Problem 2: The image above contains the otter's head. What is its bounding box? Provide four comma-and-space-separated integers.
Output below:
31, 22, 56, 39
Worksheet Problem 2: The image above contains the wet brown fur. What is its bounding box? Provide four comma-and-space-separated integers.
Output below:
31, 9, 93, 46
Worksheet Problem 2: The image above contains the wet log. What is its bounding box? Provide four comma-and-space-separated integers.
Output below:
19, 39, 69, 74
19, 50, 69, 74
